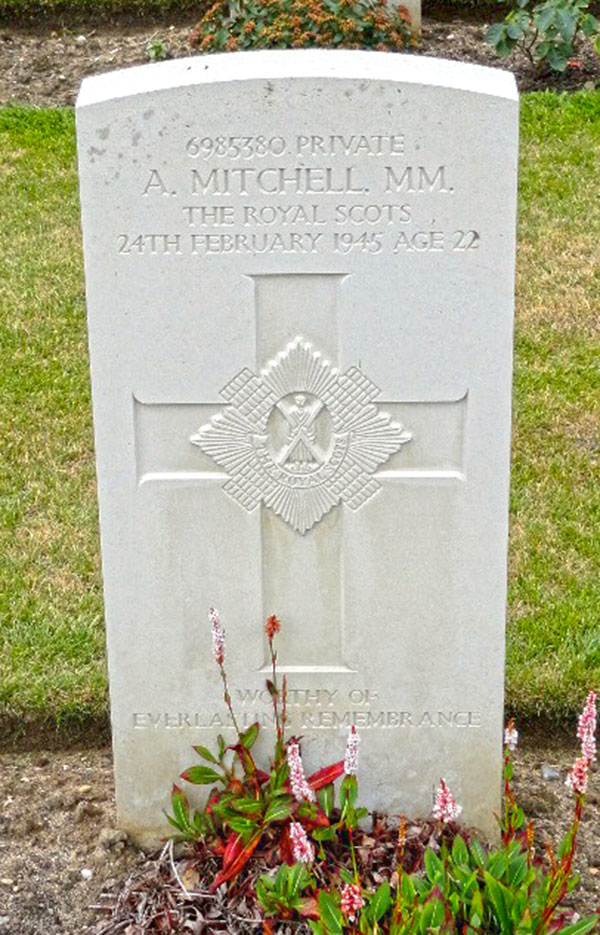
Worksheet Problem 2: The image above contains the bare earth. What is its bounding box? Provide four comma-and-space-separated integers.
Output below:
0, 739, 599, 934
0, 17, 599, 108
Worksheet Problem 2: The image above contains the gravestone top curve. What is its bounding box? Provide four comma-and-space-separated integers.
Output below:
77, 50, 518, 109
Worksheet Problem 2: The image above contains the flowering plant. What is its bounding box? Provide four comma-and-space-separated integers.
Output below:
190, 0, 413, 54
311, 698, 598, 935
167, 612, 598, 935
167, 609, 361, 890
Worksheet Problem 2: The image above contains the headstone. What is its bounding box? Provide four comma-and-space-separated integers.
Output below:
77, 51, 519, 845
394, 0, 421, 32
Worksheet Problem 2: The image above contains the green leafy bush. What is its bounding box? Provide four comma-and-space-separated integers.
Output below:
190, 0, 413, 53
146, 36, 170, 60
308, 834, 599, 935
486, 0, 600, 71
256, 862, 316, 918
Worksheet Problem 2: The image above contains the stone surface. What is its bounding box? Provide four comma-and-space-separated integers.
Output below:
541, 764, 561, 782
393, 0, 420, 32
77, 50, 519, 844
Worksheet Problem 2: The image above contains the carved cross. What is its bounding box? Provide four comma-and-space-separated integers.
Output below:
134, 273, 466, 671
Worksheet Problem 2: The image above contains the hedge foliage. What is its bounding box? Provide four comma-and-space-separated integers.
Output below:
0, 0, 491, 27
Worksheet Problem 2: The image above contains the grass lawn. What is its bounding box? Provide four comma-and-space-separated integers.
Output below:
0, 92, 599, 734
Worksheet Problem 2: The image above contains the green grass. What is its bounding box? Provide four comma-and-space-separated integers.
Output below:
0, 109, 106, 728
0, 93, 599, 733
507, 91, 600, 718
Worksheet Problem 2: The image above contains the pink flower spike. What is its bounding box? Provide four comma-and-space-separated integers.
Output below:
566, 757, 589, 795
341, 883, 364, 922
577, 691, 597, 762
286, 741, 316, 803
209, 607, 225, 666
504, 723, 519, 752
433, 778, 462, 824
344, 724, 360, 776
289, 821, 314, 864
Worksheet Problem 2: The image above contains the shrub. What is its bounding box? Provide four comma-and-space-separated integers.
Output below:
190, 0, 414, 54
486, 0, 600, 72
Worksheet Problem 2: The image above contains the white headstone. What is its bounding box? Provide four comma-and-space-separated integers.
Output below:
393, 0, 421, 32
77, 51, 519, 845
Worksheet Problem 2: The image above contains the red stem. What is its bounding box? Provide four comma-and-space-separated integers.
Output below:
536, 796, 584, 933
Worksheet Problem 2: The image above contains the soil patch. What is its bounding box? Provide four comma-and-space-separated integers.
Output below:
0, 717, 111, 751
0, 16, 598, 109
0, 747, 142, 935
0, 738, 599, 934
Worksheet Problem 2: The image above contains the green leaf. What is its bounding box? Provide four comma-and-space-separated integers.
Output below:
486, 22, 507, 46
165, 813, 186, 833
312, 827, 337, 842
470, 889, 483, 923
232, 797, 263, 816
558, 827, 574, 860
460, 870, 479, 899
424, 848, 443, 883
536, 5, 557, 31
507, 19, 523, 38
264, 796, 294, 823
340, 775, 358, 808
487, 849, 506, 878
547, 45, 570, 71
508, 854, 528, 887
255, 877, 269, 907
452, 835, 469, 866
273, 864, 288, 891
484, 872, 513, 935
227, 815, 259, 835
401, 873, 415, 904
581, 13, 599, 36
419, 901, 435, 934
430, 898, 445, 927
192, 809, 208, 833
192, 744, 219, 764
180, 765, 224, 785
318, 891, 343, 935
317, 783, 334, 817
288, 862, 309, 900
496, 37, 514, 55
370, 882, 391, 922
512, 805, 525, 830
241, 721, 260, 750
558, 915, 600, 935
170, 785, 190, 830
556, 7, 577, 40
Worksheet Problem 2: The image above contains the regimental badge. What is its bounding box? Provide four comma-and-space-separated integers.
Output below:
191, 337, 412, 534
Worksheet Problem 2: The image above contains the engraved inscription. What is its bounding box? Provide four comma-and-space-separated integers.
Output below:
132, 708, 483, 731
116, 129, 484, 258
190, 336, 412, 533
